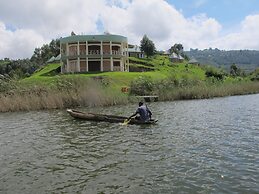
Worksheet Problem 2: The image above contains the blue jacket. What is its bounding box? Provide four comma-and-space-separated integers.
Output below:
136, 105, 152, 121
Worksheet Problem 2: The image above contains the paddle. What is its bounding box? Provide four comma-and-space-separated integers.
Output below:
121, 118, 131, 126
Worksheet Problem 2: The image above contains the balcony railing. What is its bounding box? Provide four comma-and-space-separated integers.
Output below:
112, 50, 121, 55
67, 50, 123, 56
88, 50, 101, 55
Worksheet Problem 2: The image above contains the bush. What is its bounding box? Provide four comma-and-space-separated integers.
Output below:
0, 75, 17, 92
205, 67, 225, 80
130, 76, 155, 95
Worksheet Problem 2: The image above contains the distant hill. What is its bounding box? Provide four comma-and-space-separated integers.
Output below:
185, 49, 259, 72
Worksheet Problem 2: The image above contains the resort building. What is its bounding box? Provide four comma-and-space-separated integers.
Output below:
128, 45, 145, 58
60, 34, 129, 73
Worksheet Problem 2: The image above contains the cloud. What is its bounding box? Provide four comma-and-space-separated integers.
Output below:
0, 0, 106, 38
194, 0, 207, 8
209, 14, 259, 50
106, 0, 131, 8
0, 21, 45, 59
0, 0, 107, 59
100, 0, 222, 50
0, 0, 259, 59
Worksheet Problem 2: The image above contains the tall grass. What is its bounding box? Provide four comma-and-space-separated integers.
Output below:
0, 77, 128, 112
157, 81, 259, 101
1, 75, 259, 112
129, 75, 259, 101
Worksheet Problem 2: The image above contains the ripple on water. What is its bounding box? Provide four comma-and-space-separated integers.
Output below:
0, 94, 259, 193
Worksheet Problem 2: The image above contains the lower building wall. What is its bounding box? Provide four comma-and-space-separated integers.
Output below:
113, 61, 121, 71
80, 60, 87, 72
69, 60, 78, 72
62, 57, 128, 73
103, 60, 111, 71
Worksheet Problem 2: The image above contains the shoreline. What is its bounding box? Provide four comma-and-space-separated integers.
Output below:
1, 81, 259, 113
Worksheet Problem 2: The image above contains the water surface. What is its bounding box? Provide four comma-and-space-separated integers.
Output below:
0, 94, 258, 193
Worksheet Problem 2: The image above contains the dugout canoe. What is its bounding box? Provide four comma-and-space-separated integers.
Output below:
67, 109, 158, 125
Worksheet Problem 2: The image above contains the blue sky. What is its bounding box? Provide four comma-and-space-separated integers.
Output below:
1, 0, 259, 59
168, 0, 259, 27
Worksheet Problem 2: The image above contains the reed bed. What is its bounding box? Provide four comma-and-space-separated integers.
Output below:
157, 81, 259, 101
0, 78, 128, 112
1, 76, 259, 112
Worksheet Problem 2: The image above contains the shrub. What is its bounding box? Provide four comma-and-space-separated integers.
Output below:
0, 79, 17, 92
130, 76, 155, 95
205, 67, 225, 80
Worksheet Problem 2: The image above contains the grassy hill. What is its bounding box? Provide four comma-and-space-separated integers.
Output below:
20, 54, 259, 94
1, 55, 258, 112
21, 55, 207, 88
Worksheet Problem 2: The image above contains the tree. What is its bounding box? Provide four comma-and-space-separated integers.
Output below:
140, 35, 156, 58
0, 39, 60, 79
169, 43, 183, 54
30, 39, 60, 65
49, 39, 60, 57
31, 47, 43, 65
230, 64, 246, 77
169, 43, 189, 60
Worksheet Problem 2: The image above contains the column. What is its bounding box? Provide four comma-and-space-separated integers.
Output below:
120, 60, 122, 71
66, 58, 70, 72
77, 41, 80, 56
77, 58, 80, 72
101, 41, 103, 71
111, 57, 113, 71
101, 41, 103, 55
66, 43, 69, 56
100, 58, 103, 71
121, 42, 123, 56
126, 43, 129, 71
110, 41, 112, 55
86, 57, 89, 72
86, 41, 88, 55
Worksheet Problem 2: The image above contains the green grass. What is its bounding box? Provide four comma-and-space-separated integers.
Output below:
129, 63, 155, 70
18, 55, 256, 93
20, 57, 174, 89
1, 55, 259, 112
32, 63, 61, 76
129, 55, 172, 70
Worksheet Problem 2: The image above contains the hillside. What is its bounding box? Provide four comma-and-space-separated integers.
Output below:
185, 49, 259, 72
1, 54, 259, 112
22, 54, 259, 89
21, 55, 206, 89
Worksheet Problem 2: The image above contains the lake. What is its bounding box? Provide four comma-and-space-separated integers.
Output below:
0, 94, 258, 193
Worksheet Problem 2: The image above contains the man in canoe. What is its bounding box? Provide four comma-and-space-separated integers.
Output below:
128, 102, 152, 122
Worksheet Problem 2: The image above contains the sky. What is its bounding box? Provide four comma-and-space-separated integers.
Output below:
0, 0, 259, 59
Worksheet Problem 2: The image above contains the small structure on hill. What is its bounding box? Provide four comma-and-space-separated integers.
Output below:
55, 54, 61, 61
169, 52, 184, 63
47, 54, 61, 63
47, 56, 56, 63
188, 58, 199, 65
128, 45, 144, 58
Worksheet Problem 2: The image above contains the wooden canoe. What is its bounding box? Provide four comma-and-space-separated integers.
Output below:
67, 109, 158, 125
